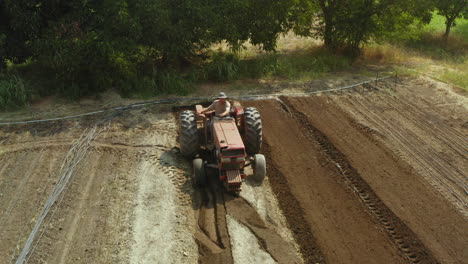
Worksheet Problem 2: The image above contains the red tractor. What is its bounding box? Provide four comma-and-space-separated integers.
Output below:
179, 102, 266, 193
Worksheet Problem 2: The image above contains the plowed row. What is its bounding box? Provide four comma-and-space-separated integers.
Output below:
245, 89, 467, 263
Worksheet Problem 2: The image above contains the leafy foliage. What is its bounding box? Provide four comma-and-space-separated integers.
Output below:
293, 0, 434, 53
0, 74, 30, 110
432, 0, 468, 40
0, 0, 466, 106
0, 0, 299, 100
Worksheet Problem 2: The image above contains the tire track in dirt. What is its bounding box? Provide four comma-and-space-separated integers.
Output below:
349, 93, 466, 196
127, 113, 198, 264
194, 175, 233, 264
0, 141, 169, 156
281, 96, 438, 264
381, 91, 467, 158
193, 168, 303, 264
223, 194, 303, 264
0, 157, 13, 177
247, 99, 410, 264
0, 144, 70, 158
0, 148, 65, 262
287, 95, 467, 263
339, 91, 467, 212
57, 152, 103, 264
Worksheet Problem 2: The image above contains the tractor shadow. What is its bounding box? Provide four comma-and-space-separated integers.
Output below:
157, 147, 222, 212
158, 147, 265, 213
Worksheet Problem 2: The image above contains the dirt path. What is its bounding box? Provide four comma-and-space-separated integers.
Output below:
0, 110, 199, 263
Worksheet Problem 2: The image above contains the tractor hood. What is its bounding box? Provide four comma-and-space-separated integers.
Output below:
213, 119, 245, 156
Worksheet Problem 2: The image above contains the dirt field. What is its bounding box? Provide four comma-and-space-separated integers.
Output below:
0, 76, 466, 263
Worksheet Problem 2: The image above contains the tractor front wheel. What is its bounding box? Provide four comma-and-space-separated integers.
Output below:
192, 158, 206, 187
252, 154, 266, 183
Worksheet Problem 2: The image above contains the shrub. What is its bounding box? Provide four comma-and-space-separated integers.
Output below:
118, 71, 192, 98
0, 74, 30, 110
204, 52, 240, 82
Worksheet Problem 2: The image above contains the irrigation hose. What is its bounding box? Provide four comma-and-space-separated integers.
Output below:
0, 75, 395, 126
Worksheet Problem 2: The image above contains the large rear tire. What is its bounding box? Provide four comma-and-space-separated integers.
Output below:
192, 158, 206, 187
243, 107, 262, 154
179, 110, 198, 158
252, 154, 266, 183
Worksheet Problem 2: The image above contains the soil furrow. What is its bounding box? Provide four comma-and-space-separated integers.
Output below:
352, 92, 466, 188
337, 94, 467, 208
385, 90, 468, 150
343, 93, 467, 208
224, 195, 303, 264
281, 96, 438, 264
247, 99, 406, 264
195, 173, 233, 264
259, 142, 325, 264
379, 91, 467, 158
195, 168, 302, 264
288, 95, 467, 263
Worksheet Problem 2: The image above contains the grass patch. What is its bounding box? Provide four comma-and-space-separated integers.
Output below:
360, 44, 411, 64
424, 13, 468, 41
119, 71, 194, 99
379, 13, 468, 64
438, 69, 468, 90
405, 33, 468, 63
0, 74, 31, 111
199, 47, 352, 83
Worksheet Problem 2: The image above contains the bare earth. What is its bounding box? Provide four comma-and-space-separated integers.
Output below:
0, 76, 466, 264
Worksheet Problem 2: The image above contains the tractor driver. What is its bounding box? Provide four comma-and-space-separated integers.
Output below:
200, 92, 231, 140
200, 92, 231, 118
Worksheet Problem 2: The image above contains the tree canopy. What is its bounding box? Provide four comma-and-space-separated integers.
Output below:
0, 0, 460, 98
292, 0, 433, 53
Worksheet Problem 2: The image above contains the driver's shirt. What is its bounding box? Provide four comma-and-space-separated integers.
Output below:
205, 100, 231, 117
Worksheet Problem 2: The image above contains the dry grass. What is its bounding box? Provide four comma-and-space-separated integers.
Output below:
359, 44, 412, 64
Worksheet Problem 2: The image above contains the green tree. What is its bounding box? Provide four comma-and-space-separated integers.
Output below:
293, 0, 432, 53
433, 0, 468, 41
0, 0, 297, 97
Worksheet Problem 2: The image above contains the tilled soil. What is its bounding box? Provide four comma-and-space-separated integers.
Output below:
244, 78, 466, 263
1, 76, 466, 264
1, 109, 199, 264
248, 99, 408, 264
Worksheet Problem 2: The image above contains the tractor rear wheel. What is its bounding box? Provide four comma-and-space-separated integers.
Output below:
243, 107, 262, 154
192, 158, 206, 187
179, 110, 198, 158
252, 154, 266, 182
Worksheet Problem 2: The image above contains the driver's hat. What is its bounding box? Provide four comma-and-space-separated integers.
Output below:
217, 92, 228, 99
